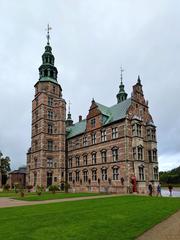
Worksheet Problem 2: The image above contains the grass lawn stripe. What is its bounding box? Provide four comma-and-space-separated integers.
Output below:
0, 196, 179, 240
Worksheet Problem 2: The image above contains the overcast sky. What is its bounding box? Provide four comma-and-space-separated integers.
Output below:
0, 0, 180, 171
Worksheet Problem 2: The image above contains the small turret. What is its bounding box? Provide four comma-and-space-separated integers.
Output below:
116, 67, 128, 103
66, 101, 73, 127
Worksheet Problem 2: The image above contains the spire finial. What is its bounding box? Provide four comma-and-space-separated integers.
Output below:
120, 66, 124, 84
137, 75, 141, 85
68, 100, 71, 114
46, 24, 52, 45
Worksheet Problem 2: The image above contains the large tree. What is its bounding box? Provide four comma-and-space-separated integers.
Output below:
0, 151, 11, 186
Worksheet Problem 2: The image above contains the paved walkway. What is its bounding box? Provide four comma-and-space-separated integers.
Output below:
0, 194, 121, 208
137, 210, 180, 240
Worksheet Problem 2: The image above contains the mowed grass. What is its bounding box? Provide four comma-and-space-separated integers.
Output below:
15, 192, 101, 201
0, 191, 100, 201
0, 196, 180, 240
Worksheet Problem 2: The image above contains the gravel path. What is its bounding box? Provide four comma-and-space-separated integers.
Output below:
137, 210, 180, 240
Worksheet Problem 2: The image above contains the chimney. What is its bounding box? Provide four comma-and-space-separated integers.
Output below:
79, 115, 82, 122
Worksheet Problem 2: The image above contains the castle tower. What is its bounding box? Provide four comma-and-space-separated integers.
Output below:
27, 26, 66, 188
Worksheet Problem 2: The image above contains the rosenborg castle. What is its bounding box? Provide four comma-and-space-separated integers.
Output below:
26, 33, 159, 194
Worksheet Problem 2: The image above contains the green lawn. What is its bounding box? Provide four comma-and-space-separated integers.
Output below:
14, 192, 100, 201
0, 191, 100, 201
0, 196, 179, 240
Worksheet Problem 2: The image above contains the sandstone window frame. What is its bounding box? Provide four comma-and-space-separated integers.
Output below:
153, 166, 158, 180
48, 110, 53, 120
48, 123, 53, 134
83, 170, 88, 182
101, 149, 107, 163
68, 172, 72, 182
47, 157, 53, 168
75, 171, 80, 182
152, 149, 157, 162
47, 140, 53, 151
101, 167, 108, 181
101, 129, 107, 142
112, 147, 119, 162
83, 154, 88, 166
48, 96, 53, 107
91, 118, 96, 128
68, 158, 72, 168
92, 152, 97, 165
83, 135, 88, 147
92, 168, 97, 181
91, 132, 96, 145
76, 156, 80, 167
112, 166, 119, 180
112, 127, 118, 139
138, 165, 145, 181
137, 145, 143, 160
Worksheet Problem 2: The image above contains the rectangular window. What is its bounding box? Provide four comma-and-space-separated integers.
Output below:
92, 153, 96, 165
112, 148, 118, 162
48, 97, 53, 107
83, 171, 88, 182
148, 150, 152, 162
48, 110, 53, 119
47, 158, 53, 168
101, 151, 107, 163
102, 169, 107, 181
91, 118, 96, 128
68, 158, 72, 168
113, 168, 119, 180
48, 140, 53, 151
139, 167, 144, 181
137, 147, 143, 160
83, 155, 88, 165
83, 136, 88, 146
137, 124, 142, 137
76, 156, 80, 167
153, 149, 157, 161
133, 147, 136, 160
101, 130, 107, 142
112, 127, 118, 139
48, 124, 53, 134
154, 167, 158, 180
92, 169, 97, 181
75, 171, 80, 182
92, 133, 96, 145
147, 129, 151, 140
69, 172, 72, 182
152, 129, 156, 141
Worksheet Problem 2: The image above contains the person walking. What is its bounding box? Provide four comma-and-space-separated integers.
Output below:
168, 184, 173, 197
148, 183, 153, 196
157, 184, 162, 196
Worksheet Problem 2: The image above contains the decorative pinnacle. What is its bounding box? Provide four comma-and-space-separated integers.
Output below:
120, 66, 124, 84
46, 24, 52, 45
68, 100, 71, 114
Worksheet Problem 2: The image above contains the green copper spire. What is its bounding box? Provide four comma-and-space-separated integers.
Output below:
66, 101, 73, 127
38, 25, 58, 84
116, 67, 128, 103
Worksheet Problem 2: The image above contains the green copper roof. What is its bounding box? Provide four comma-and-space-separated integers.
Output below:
67, 119, 86, 139
66, 98, 131, 139
38, 77, 58, 84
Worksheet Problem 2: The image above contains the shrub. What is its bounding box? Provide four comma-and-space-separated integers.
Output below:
49, 185, 59, 194
36, 185, 44, 196
3, 184, 10, 191
26, 185, 33, 192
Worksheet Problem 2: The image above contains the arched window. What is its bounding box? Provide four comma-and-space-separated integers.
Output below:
91, 152, 97, 165
112, 147, 118, 162
50, 70, 54, 78
101, 149, 107, 163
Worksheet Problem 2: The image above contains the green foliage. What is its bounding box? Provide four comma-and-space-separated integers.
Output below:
3, 184, 10, 191
36, 185, 44, 196
49, 185, 59, 194
0, 151, 11, 174
0, 196, 179, 240
159, 165, 180, 184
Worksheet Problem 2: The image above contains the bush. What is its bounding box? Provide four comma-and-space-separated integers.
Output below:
3, 184, 10, 191
26, 185, 33, 192
36, 185, 44, 196
49, 185, 59, 194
